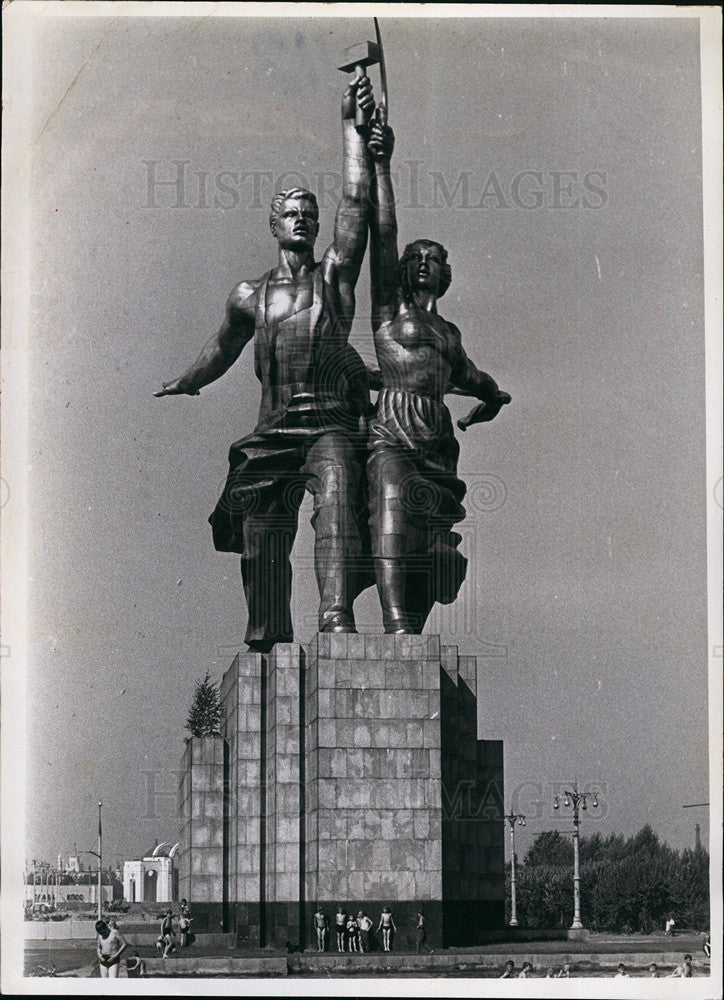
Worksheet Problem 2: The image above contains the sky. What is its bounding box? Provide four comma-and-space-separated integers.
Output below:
15, 10, 712, 868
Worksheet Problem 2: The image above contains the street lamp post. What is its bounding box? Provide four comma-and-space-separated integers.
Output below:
504, 810, 526, 927
98, 801, 103, 922
82, 801, 103, 922
553, 783, 597, 930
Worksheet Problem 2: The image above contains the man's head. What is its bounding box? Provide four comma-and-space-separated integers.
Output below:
95, 919, 109, 937
648, 964, 659, 976
684, 954, 692, 963
269, 189, 319, 251
505, 961, 514, 971
399, 240, 451, 301
617, 963, 626, 973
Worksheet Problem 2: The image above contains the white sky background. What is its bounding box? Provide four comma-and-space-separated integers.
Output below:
10, 10, 715, 867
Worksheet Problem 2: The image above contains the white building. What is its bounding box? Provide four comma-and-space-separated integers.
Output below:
24, 880, 113, 909
123, 842, 179, 903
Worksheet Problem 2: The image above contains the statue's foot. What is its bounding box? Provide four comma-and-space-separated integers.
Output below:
383, 618, 415, 635
247, 636, 292, 653
320, 613, 357, 634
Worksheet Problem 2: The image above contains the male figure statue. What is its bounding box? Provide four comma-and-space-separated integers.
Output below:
156, 78, 380, 650
365, 119, 511, 633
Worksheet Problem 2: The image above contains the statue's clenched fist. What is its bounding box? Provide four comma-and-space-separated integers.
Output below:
367, 121, 394, 163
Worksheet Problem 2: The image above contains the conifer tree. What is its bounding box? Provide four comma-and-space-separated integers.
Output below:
185, 672, 221, 738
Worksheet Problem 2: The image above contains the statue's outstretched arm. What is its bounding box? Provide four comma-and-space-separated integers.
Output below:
449, 332, 511, 429
154, 283, 255, 396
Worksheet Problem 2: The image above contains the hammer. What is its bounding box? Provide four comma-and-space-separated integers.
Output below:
339, 39, 381, 132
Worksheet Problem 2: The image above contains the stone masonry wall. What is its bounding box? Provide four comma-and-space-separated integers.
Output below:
177, 735, 225, 904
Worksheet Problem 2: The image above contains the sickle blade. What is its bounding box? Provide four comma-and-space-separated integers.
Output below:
374, 17, 389, 123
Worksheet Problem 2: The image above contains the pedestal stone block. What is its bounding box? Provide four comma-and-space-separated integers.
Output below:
178, 735, 226, 906
181, 633, 505, 949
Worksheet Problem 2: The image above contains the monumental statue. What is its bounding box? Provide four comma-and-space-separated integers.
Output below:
175, 25, 509, 948
156, 25, 509, 645
364, 115, 511, 634
156, 77, 390, 651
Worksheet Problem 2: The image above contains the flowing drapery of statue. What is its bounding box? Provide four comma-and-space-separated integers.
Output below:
155, 77, 384, 651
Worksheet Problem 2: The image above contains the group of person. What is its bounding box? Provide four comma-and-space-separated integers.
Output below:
155, 899, 193, 957
313, 905, 431, 954
499, 955, 701, 979
501, 960, 571, 978
94, 899, 194, 975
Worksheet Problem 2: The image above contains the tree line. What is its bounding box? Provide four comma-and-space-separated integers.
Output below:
507, 825, 709, 932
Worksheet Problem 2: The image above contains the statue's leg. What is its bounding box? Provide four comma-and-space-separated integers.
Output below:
240, 473, 303, 650
303, 433, 364, 633
367, 444, 418, 634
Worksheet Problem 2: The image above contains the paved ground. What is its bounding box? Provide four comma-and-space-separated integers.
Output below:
25, 934, 710, 979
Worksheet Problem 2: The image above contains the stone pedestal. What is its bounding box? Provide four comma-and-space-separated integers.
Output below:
181, 634, 505, 949
178, 735, 226, 908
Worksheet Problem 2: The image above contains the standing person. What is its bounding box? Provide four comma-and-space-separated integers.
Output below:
95, 918, 127, 979
357, 910, 372, 953
665, 917, 675, 936
160, 909, 176, 959
703, 934, 711, 959
346, 912, 359, 952
156, 77, 378, 650
334, 905, 347, 953
364, 118, 511, 634
180, 898, 190, 919
313, 907, 328, 952
415, 911, 433, 954
178, 907, 191, 948
377, 907, 396, 952
500, 960, 515, 978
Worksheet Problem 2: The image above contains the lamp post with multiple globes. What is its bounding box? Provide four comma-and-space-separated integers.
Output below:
553, 783, 598, 930
504, 810, 526, 926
